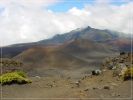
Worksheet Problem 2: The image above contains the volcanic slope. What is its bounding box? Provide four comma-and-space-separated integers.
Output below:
14, 39, 118, 73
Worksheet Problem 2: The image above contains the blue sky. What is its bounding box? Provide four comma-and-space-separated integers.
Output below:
46, 0, 131, 12
0, 0, 131, 14
46, 0, 93, 12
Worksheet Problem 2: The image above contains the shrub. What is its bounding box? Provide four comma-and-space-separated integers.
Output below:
122, 67, 133, 81
16, 71, 27, 78
0, 71, 31, 85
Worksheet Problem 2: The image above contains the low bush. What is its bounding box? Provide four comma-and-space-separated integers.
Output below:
16, 71, 27, 78
122, 67, 133, 81
0, 71, 31, 85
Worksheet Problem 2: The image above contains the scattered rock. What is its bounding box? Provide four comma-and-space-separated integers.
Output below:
67, 77, 71, 79
120, 52, 126, 55
81, 77, 85, 80
125, 62, 131, 67
84, 88, 89, 91
103, 53, 132, 71
111, 93, 120, 97
112, 66, 117, 70
71, 86, 74, 88
119, 66, 128, 76
99, 79, 103, 82
110, 83, 118, 87
110, 83, 118, 86
35, 76, 41, 79
82, 75, 88, 80
53, 80, 56, 83
75, 81, 80, 87
102, 69, 106, 72
46, 83, 56, 88
108, 62, 114, 69
103, 85, 110, 90
113, 70, 120, 77
117, 94, 120, 97
91, 69, 102, 75
46, 84, 53, 88
92, 87, 98, 90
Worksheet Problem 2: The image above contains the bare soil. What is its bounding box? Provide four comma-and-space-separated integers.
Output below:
1, 70, 133, 100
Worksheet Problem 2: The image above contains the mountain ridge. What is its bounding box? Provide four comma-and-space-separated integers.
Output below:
1, 26, 132, 58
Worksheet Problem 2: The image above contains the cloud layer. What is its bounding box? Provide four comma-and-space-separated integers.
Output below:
0, 0, 133, 46
0, 0, 58, 7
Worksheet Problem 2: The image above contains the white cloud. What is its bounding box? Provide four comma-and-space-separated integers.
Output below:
83, 2, 133, 33
0, 0, 58, 7
68, 7, 91, 16
0, 1, 133, 46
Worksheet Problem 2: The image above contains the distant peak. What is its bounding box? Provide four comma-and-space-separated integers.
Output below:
87, 26, 91, 29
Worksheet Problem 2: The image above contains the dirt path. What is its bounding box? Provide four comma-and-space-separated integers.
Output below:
1, 70, 133, 100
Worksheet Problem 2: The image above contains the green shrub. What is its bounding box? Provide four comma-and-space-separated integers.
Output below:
16, 71, 27, 78
122, 67, 133, 81
0, 71, 31, 85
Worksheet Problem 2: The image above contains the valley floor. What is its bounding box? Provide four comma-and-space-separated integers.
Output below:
1, 70, 133, 100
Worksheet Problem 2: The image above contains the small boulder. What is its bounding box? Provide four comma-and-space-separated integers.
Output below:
84, 88, 89, 91
108, 62, 114, 70
92, 87, 98, 90
75, 81, 81, 87
91, 69, 102, 75
120, 52, 125, 55
103, 85, 110, 90
35, 76, 41, 79
119, 66, 128, 76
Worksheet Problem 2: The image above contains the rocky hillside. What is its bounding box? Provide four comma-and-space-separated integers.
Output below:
102, 52, 133, 80
103, 52, 132, 69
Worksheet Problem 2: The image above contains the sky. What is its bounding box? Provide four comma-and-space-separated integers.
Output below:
0, 0, 133, 46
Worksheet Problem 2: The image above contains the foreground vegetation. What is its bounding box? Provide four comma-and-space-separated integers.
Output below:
0, 71, 31, 85
122, 67, 133, 81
